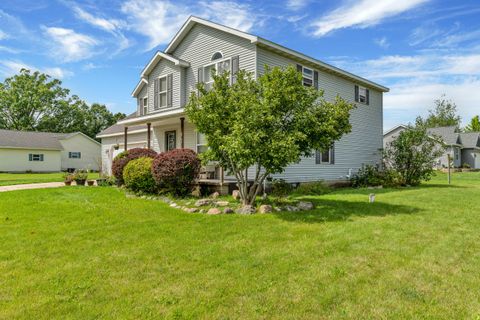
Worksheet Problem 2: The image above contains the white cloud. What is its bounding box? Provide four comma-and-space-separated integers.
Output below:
311, 0, 430, 37
42, 26, 98, 62
0, 60, 73, 79
374, 37, 390, 49
286, 0, 309, 11
0, 29, 8, 40
121, 0, 258, 51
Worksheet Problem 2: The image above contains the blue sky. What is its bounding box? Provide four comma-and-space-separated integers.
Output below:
0, 0, 479, 130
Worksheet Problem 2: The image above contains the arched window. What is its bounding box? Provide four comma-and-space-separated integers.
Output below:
211, 51, 223, 61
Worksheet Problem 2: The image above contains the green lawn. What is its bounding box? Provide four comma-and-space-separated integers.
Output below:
0, 172, 65, 186
1, 173, 480, 319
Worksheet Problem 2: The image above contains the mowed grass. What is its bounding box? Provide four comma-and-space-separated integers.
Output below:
0, 172, 65, 186
1, 173, 480, 319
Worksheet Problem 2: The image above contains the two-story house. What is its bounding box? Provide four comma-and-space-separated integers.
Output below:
98, 16, 389, 186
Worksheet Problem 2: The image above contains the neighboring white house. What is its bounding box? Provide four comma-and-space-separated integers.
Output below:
0, 129, 101, 172
383, 125, 480, 169
98, 16, 390, 183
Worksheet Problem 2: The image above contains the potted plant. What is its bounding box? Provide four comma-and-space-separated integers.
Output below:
73, 169, 88, 186
63, 172, 73, 186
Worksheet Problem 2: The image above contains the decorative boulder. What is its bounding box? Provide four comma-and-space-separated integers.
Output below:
236, 205, 256, 215
211, 192, 220, 199
232, 190, 240, 200
195, 199, 211, 207
207, 208, 222, 215
284, 205, 300, 212
258, 205, 273, 214
216, 201, 230, 207
297, 201, 314, 211
185, 208, 198, 213
223, 207, 234, 214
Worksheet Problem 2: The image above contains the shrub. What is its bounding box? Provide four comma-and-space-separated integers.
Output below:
351, 165, 402, 188
151, 149, 201, 196
293, 181, 331, 195
270, 179, 293, 197
123, 157, 157, 193
112, 148, 157, 185
462, 163, 471, 169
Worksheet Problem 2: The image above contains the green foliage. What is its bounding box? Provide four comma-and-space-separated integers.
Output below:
0, 69, 125, 138
416, 95, 461, 129
464, 115, 480, 132
293, 181, 332, 196
186, 65, 355, 205
350, 165, 401, 188
123, 157, 157, 194
111, 148, 157, 185
270, 179, 293, 197
73, 169, 88, 180
462, 163, 471, 169
384, 126, 444, 186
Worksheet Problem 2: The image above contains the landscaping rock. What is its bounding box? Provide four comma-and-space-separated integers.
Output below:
258, 204, 273, 214
232, 190, 240, 200
170, 203, 178, 208
184, 208, 198, 213
207, 208, 222, 215
211, 192, 220, 199
223, 207, 234, 214
297, 201, 314, 211
195, 199, 211, 207
236, 205, 256, 215
284, 205, 300, 212
216, 201, 230, 207
199, 209, 205, 214
273, 207, 281, 212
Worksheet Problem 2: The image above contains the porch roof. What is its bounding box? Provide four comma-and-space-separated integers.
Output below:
117, 108, 185, 126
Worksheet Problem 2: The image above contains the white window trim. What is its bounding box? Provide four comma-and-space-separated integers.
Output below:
29, 154, 44, 161
203, 56, 232, 88
143, 96, 148, 115
211, 51, 224, 61
196, 132, 208, 154
158, 75, 168, 109
302, 66, 313, 87
69, 152, 81, 159
358, 86, 367, 104
316, 148, 333, 165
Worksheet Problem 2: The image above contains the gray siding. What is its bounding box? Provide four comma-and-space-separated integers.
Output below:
461, 149, 480, 169
383, 127, 406, 149
137, 85, 147, 115
172, 24, 256, 97
255, 46, 383, 182
146, 60, 182, 113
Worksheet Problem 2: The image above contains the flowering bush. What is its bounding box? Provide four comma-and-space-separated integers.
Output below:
123, 157, 157, 193
151, 149, 201, 196
111, 148, 157, 185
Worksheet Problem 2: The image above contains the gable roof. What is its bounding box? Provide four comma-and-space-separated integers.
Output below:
132, 78, 148, 97
383, 124, 407, 136
97, 112, 149, 138
460, 132, 480, 149
427, 126, 462, 146
0, 129, 89, 150
141, 51, 190, 78
164, 16, 389, 93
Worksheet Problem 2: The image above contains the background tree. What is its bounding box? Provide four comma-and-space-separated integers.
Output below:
464, 115, 480, 132
383, 125, 444, 186
186, 66, 355, 206
417, 95, 461, 129
0, 69, 125, 139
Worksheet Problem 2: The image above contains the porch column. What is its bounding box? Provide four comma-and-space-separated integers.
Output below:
220, 166, 224, 186
124, 127, 128, 151
180, 117, 185, 148
147, 123, 151, 149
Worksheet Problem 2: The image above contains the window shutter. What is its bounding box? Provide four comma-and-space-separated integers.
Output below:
366, 89, 370, 105
231, 55, 239, 84
154, 78, 159, 109
167, 73, 173, 108
296, 64, 302, 73
314, 70, 319, 90
330, 144, 335, 164
315, 150, 321, 164
29, 154, 32, 161
197, 67, 204, 83
354, 85, 359, 102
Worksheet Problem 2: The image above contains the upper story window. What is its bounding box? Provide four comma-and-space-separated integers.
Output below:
69, 152, 81, 159
143, 97, 148, 115
154, 74, 172, 109
29, 154, 44, 161
355, 85, 370, 105
297, 64, 318, 89
198, 55, 240, 91
211, 51, 223, 61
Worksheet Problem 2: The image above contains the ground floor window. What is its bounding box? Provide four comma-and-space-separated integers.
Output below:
196, 132, 208, 154
315, 146, 334, 164
165, 130, 176, 151
69, 152, 81, 159
29, 154, 44, 161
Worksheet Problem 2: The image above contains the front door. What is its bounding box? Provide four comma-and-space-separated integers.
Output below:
165, 130, 176, 151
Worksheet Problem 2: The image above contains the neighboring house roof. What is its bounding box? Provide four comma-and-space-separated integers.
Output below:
0, 129, 94, 150
383, 124, 407, 136
459, 132, 480, 149
97, 112, 150, 138
427, 126, 462, 146
164, 16, 389, 93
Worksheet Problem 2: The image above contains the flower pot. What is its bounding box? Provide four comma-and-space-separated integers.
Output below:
64, 181, 72, 186
75, 179, 86, 186
87, 180, 95, 186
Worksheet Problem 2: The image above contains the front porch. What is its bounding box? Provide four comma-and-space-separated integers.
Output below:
118, 110, 234, 194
